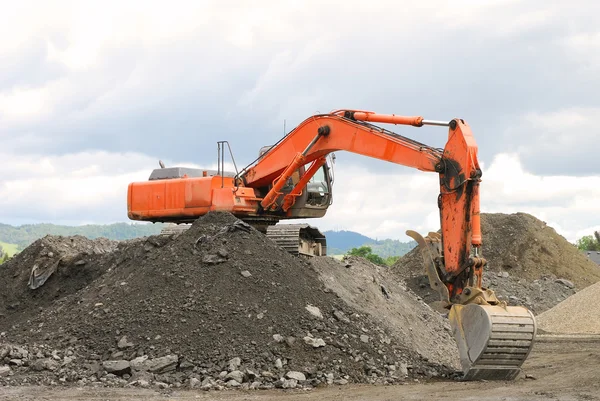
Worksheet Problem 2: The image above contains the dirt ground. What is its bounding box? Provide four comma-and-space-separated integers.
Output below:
2, 337, 598, 401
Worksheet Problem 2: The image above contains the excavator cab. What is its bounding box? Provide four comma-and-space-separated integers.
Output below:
305, 163, 332, 207
258, 145, 334, 214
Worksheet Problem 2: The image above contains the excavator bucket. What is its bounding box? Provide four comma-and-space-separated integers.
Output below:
449, 303, 536, 380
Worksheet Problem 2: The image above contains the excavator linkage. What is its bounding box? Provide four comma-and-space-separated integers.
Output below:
407, 229, 537, 380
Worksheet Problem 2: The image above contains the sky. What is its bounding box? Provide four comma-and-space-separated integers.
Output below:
1, 0, 599, 243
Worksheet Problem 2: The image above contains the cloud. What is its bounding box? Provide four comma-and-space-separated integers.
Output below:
2, 0, 599, 167
504, 107, 600, 175
0, 0, 599, 243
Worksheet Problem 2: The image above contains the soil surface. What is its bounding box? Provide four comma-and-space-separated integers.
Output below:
2, 338, 598, 400
310, 256, 459, 370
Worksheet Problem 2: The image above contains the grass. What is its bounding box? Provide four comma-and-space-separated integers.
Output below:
0, 241, 19, 257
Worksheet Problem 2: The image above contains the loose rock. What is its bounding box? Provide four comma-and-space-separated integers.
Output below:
102, 360, 131, 375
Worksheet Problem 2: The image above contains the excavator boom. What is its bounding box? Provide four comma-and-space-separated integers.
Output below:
127, 109, 536, 380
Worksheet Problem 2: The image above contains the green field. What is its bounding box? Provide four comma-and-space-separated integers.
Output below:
0, 241, 19, 257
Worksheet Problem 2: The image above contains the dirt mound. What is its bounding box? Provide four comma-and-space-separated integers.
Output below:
393, 213, 599, 314
0, 235, 117, 322
537, 281, 600, 334
1, 212, 458, 389
478, 213, 600, 286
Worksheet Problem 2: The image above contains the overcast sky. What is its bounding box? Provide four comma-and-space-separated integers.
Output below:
1, 0, 599, 243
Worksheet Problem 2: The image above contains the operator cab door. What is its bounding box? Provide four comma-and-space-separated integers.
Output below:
305, 163, 332, 208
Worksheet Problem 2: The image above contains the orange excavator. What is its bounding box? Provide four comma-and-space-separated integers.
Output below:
127, 109, 536, 381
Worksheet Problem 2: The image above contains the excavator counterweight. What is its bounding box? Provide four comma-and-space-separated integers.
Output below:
127, 109, 536, 380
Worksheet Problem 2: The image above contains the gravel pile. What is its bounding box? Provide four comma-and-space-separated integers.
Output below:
393, 213, 600, 314
1, 212, 459, 390
536, 281, 600, 334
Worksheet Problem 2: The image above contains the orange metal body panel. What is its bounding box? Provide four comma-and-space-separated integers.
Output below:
437, 120, 482, 297
127, 176, 259, 221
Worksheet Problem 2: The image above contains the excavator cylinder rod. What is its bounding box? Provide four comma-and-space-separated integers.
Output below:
421, 119, 450, 127
350, 112, 450, 128
351, 112, 424, 126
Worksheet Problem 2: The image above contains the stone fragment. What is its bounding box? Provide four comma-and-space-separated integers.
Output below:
102, 360, 131, 375
226, 370, 244, 383
555, 278, 575, 289
303, 336, 326, 348
285, 371, 306, 381
117, 336, 134, 349
305, 304, 323, 319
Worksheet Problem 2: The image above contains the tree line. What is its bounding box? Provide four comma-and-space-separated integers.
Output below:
0, 222, 165, 250
346, 246, 400, 266
576, 231, 600, 251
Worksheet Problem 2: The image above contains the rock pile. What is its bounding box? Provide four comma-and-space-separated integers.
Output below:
0, 212, 458, 390
393, 213, 600, 314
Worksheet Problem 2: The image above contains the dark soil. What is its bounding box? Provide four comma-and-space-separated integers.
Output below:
1, 212, 457, 389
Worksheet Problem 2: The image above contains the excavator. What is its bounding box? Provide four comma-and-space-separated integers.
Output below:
127, 109, 536, 381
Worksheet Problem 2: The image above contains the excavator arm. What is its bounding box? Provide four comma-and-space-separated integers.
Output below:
239, 110, 481, 301
237, 110, 536, 380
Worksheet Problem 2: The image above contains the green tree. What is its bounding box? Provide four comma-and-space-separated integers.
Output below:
347, 246, 386, 265
384, 255, 401, 266
576, 232, 600, 251
0, 245, 7, 265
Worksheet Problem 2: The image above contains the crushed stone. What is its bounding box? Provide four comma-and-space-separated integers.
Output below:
536, 280, 600, 334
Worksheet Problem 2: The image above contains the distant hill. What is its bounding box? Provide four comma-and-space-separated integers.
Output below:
324, 230, 415, 257
0, 222, 415, 259
323, 230, 374, 253
0, 222, 165, 252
